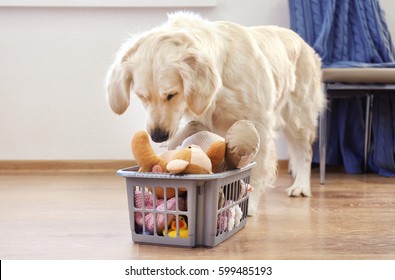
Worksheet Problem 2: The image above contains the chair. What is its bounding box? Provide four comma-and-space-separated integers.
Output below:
319, 68, 395, 184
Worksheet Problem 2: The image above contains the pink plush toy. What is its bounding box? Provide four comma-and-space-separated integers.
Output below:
217, 200, 243, 234
134, 190, 186, 235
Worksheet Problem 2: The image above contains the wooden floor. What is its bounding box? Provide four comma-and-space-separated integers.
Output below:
1, 168, 394, 260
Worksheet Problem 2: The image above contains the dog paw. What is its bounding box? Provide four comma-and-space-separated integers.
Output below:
286, 185, 312, 197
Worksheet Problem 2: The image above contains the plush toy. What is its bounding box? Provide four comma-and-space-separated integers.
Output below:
131, 131, 168, 173
233, 204, 243, 228
166, 145, 212, 174
167, 123, 226, 172
225, 120, 260, 169
167, 120, 260, 173
131, 131, 175, 198
130, 120, 258, 199
163, 216, 188, 238
238, 179, 254, 200
131, 130, 224, 197
132, 119, 258, 176
217, 200, 243, 233
131, 131, 224, 175
134, 190, 186, 235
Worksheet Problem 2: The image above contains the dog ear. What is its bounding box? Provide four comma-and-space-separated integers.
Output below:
180, 51, 222, 116
105, 62, 132, 114
105, 38, 141, 115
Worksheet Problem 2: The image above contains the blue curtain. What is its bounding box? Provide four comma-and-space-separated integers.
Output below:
289, 0, 395, 176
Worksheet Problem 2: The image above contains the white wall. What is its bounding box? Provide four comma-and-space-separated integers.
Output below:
1, 0, 394, 161
0, 0, 290, 160
381, 0, 395, 36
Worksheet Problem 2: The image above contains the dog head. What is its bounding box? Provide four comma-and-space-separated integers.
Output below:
105, 28, 222, 143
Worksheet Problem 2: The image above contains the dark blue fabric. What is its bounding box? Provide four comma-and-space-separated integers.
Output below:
289, 0, 395, 176
369, 95, 395, 176
289, 0, 395, 66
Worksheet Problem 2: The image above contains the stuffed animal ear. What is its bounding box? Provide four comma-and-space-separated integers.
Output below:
206, 141, 226, 173
179, 50, 222, 116
225, 120, 260, 169
167, 159, 190, 174
166, 147, 191, 174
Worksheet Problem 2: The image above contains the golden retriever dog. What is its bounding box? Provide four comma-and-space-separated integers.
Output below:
106, 12, 325, 215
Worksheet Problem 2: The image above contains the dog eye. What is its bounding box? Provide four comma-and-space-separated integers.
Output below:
166, 93, 177, 101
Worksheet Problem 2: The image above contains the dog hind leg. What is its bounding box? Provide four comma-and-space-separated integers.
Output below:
283, 47, 324, 197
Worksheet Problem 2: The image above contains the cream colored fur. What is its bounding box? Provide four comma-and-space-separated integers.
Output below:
106, 12, 325, 215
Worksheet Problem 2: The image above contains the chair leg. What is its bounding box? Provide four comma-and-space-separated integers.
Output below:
364, 94, 373, 173
319, 84, 328, 185
319, 108, 327, 185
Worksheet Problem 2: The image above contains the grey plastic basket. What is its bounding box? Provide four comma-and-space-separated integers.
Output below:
117, 162, 255, 247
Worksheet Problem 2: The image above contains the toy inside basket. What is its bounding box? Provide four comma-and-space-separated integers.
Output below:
117, 162, 255, 247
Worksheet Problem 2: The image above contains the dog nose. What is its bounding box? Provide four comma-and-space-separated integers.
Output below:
150, 128, 169, 143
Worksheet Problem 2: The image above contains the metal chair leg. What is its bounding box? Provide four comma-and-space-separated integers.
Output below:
319, 84, 328, 185
364, 94, 373, 173
319, 108, 327, 185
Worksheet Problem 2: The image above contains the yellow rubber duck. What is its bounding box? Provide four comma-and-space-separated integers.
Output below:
163, 216, 188, 238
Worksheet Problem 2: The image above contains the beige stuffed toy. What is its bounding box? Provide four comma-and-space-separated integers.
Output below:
225, 120, 260, 169
167, 145, 212, 174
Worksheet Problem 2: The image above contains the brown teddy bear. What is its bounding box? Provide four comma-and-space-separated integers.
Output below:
131, 130, 225, 198
131, 130, 225, 175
